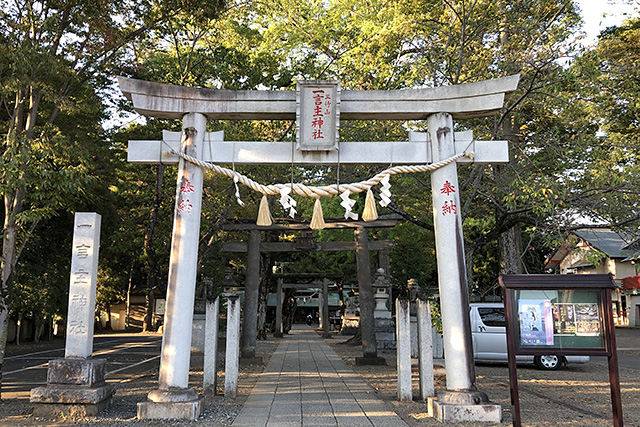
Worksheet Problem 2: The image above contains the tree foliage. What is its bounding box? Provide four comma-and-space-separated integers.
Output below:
1, 0, 639, 372
0, 0, 228, 395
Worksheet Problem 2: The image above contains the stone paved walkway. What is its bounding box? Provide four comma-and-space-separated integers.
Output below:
232, 326, 408, 427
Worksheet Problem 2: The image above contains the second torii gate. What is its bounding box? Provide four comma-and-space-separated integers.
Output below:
220, 218, 396, 351
120, 75, 519, 422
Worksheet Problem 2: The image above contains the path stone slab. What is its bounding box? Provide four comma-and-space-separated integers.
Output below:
232, 326, 408, 427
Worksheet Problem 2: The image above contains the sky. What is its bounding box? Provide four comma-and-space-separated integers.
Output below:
575, 0, 639, 45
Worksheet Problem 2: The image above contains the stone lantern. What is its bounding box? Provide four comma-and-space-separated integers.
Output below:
372, 268, 391, 317
372, 268, 395, 351
222, 267, 240, 294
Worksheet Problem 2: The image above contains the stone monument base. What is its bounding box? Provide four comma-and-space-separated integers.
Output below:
32, 390, 113, 418
374, 315, 395, 352
30, 358, 115, 419
137, 399, 204, 420
427, 390, 502, 423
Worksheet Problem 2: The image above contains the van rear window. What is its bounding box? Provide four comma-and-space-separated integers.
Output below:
478, 307, 505, 327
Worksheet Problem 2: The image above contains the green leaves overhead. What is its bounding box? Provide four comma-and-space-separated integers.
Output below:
2, 0, 639, 329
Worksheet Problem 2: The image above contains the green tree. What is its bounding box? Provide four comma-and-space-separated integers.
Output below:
0, 0, 227, 396
572, 17, 640, 229
110, 0, 640, 313
233, 0, 590, 289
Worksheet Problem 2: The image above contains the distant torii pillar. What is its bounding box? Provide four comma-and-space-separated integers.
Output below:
240, 229, 261, 362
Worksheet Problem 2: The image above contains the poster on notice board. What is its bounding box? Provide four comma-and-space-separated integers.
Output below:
518, 299, 554, 346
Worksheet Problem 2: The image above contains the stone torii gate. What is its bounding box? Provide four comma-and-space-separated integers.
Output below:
119, 75, 519, 422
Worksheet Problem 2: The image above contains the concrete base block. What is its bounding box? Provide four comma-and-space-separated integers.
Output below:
355, 356, 387, 366
33, 398, 112, 418
30, 357, 115, 419
428, 397, 502, 423
137, 398, 204, 420
31, 383, 115, 405
47, 358, 107, 387
31, 383, 115, 419
273, 332, 284, 338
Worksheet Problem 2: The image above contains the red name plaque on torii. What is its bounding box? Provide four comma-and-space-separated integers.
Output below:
296, 80, 340, 151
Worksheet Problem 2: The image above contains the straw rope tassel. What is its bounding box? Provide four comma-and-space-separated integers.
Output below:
257, 195, 273, 226
362, 188, 378, 222
310, 198, 326, 230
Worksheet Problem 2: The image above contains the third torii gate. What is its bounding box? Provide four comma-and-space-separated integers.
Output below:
120, 74, 519, 423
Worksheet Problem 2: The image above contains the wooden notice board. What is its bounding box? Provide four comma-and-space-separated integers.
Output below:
500, 274, 623, 427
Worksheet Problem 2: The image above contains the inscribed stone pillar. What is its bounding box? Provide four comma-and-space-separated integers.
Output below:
241, 229, 260, 359
203, 297, 220, 395
225, 294, 241, 399
396, 298, 412, 402
31, 212, 115, 418
427, 112, 485, 398
65, 212, 101, 358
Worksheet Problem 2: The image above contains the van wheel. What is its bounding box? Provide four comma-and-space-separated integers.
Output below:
534, 355, 562, 370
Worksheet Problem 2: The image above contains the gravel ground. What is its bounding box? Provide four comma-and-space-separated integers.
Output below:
0, 338, 278, 427
328, 327, 640, 427
2, 328, 639, 426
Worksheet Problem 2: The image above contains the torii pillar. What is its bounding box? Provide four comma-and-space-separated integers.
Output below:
426, 113, 500, 422
137, 113, 206, 420
240, 229, 262, 362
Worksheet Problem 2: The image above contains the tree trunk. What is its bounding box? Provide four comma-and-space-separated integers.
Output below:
465, 245, 476, 296
143, 164, 164, 332
1, 200, 21, 398
105, 304, 112, 330
344, 327, 362, 346
143, 290, 155, 332
499, 224, 524, 274
15, 313, 23, 346
1, 86, 41, 398
34, 321, 44, 344
125, 264, 133, 329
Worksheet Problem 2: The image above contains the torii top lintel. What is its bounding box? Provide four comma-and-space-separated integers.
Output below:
117, 75, 520, 121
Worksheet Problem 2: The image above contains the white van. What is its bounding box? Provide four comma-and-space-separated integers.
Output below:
470, 302, 590, 370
